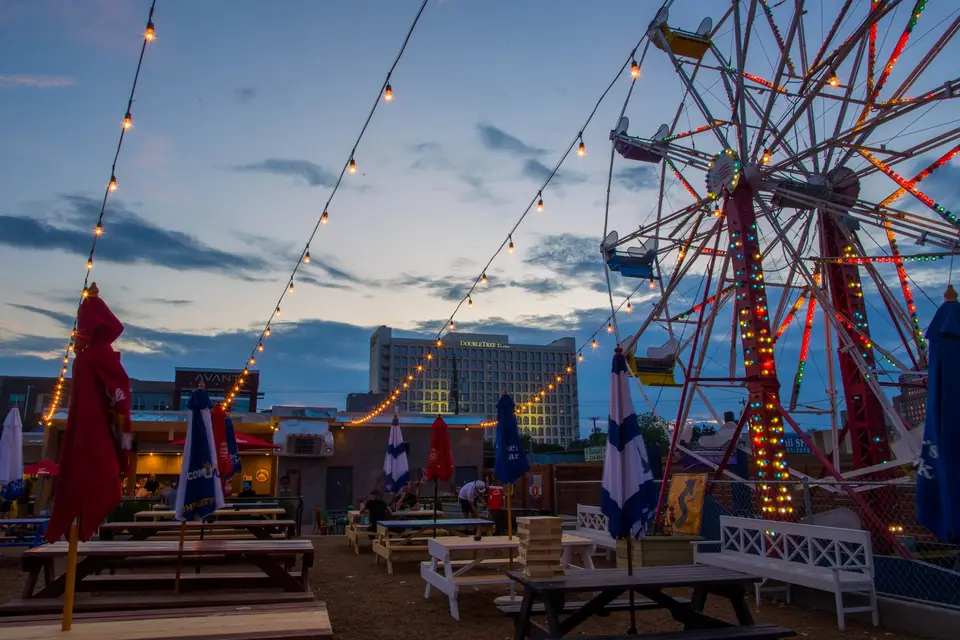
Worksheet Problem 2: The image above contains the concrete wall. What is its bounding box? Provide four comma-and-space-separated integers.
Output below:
279, 424, 483, 523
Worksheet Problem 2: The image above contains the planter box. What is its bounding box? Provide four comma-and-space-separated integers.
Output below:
615, 535, 702, 568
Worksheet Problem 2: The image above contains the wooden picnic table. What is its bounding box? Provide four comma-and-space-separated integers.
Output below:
507, 565, 790, 640
19, 539, 314, 599
134, 507, 286, 520
373, 518, 495, 574
345, 509, 441, 553
422, 533, 597, 621
98, 519, 297, 541
0, 518, 49, 547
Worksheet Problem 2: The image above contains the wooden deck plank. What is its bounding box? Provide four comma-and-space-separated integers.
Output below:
0, 604, 332, 639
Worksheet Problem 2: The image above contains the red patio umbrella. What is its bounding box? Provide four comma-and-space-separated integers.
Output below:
170, 431, 276, 449
24, 460, 59, 476
425, 416, 454, 528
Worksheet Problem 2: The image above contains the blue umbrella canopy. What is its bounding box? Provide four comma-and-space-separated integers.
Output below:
602, 347, 658, 539
384, 414, 410, 494
494, 392, 530, 484
175, 388, 225, 521
224, 415, 242, 479
917, 285, 960, 543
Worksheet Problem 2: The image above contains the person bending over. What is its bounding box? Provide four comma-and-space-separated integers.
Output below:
458, 480, 486, 518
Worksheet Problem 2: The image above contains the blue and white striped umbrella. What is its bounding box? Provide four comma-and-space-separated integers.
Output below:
601, 347, 658, 539
384, 414, 410, 494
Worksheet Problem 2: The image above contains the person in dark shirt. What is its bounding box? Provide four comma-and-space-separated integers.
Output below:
362, 489, 391, 531
143, 474, 160, 494
237, 481, 257, 498
392, 482, 419, 511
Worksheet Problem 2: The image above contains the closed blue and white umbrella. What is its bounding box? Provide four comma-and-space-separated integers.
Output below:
602, 347, 658, 540
175, 388, 225, 521
494, 392, 529, 484
384, 414, 410, 494
0, 408, 24, 501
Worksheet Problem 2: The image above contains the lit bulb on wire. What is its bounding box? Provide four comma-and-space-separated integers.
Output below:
87, 258, 93, 270
109, 175, 118, 192
384, 83, 393, 101
449, 321, 455, 331
591, 339, 598, 349
123, 112, 132, 129
349, 157, 357, 174
468, 296, 473, 309
649, 279, 656, 289
537, 193, 544, 212
578, 352, 584, 362
577, 134, 585, 157
481, 272, 487, 285
304, 247, 311, 264
275, 305, 281, 317
607, 322, 613, 334
630, 59, 640, 79
95, 223, 103, 236
258, 342, 264, 352
508, 236, 514, 253
265, 327, 271, 337
321, 210, 329, 224
626, 300, 632, 313
288, 279, 295, 294
828, 71, 839, 87
144, 21, 155, 42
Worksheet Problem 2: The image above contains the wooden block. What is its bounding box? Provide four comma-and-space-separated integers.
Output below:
516, 517, 562, 530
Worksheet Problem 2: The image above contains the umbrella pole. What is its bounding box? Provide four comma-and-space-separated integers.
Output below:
625, 534, 637, 634
506, 486, 513, 540
174, 520, 187, 594
61, 519, 79, 631
433, 478, 439, 538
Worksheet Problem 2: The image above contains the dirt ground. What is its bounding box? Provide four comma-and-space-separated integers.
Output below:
0, 537, 928, 639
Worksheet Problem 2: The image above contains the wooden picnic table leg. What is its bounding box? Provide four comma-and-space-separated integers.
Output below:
718, 584, 755, 625
513, 588, 536, 640
638, 587, 729, 631
542, 593, 567, 639
20, 564, 40, 598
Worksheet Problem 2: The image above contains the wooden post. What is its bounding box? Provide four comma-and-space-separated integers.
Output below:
625, 534, 637, 634
61, 519, 79, 631
174, 520, 187, 594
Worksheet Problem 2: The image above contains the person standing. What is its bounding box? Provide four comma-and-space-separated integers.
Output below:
458, 480, 486, 518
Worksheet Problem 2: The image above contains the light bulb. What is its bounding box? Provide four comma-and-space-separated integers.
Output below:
578, 136, 586, 157
649, 279, 656, 289
288, 279, 295, 294
537, 193, 544, 212
321, 210, 329, 224
145, 21, 155, 41
349, 158, 357, 174
578, 353, 584, 362
468, 296, 473, 308
258, 342, 264, 352
761, 150, 771, 164
607, 323, 613, 333
481, 272, 487, 285
275, 306, 281, 316
304, 248, 311, 263
828, 73, 839, 87
450, 321, 455, 331
630, 59, 640, 78
591, 339, 598, 349
123, 112, 132, 129
109, 175, 118, 192
95, 223, 103, 235
384, 84, 393, 101
508, 237, 514, 253
87, 258, 93, 270
249, 356, 255, 365
265, 327, 271, 337
626, 300, 632, 312
714, 205, 722, 217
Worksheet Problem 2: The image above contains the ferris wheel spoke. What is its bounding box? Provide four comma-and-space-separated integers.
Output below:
731, 0, 759, 160
821, 37, 870, 170
803, 0, 856, 80
887, 15, 960, 104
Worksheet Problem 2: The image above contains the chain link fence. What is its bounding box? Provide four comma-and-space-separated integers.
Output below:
556, 476, 960, 609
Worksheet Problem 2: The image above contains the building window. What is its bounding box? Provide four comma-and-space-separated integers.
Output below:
8, 393, 25, 409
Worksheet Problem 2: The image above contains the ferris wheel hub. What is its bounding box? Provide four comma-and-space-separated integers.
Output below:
705, 149, 742, 200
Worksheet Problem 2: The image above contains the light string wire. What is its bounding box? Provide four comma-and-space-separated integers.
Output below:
222, 0, 431, 410
43, 1, 158, 425
352, 38, 647, 425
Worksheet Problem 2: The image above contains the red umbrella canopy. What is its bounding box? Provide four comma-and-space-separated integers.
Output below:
426, 416, 454, 482
24, 460, 59, 476
171, 432, 276, 449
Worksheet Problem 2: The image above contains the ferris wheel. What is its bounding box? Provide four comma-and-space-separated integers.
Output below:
603, 0, 960, 530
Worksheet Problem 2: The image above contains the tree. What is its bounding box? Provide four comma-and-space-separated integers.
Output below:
636, 412, 671, 448
690, 423, 717, 445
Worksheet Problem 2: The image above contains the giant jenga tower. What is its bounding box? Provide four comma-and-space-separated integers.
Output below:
517, 516, 563, 580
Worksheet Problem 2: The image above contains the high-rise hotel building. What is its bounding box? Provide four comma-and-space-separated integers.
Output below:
369, 327, 579, 445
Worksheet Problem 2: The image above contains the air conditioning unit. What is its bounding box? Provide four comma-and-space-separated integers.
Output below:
285, 435, 334, 457
276, 417, 335, 457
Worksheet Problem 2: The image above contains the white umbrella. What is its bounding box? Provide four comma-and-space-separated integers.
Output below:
384, 414, 410, 494
0, 407, 24, 486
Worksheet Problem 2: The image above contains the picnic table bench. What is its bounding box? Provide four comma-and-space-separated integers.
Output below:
346, 509, 442, 553
576, 505, 616, 558
373, 518, 495, 574
134, 507, 286, 520
18, 539, 314, 599
507, 565, 793, 640
0, 600, 332, 639
98, 519, 296, 541
423, 533, 597, 620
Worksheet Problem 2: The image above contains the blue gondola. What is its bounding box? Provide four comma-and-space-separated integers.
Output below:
603, 232, 657, 279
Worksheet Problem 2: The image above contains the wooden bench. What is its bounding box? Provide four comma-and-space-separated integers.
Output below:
0, 601, 332, 639
573, 624, 794, 640
99, 519, 296, 541
576, 504, 616, 558
373, 518, 495, 574
497, 595, 691, 616
693, 516, 878, 631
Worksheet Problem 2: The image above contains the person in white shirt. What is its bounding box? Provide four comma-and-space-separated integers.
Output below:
458, 480, 486, 518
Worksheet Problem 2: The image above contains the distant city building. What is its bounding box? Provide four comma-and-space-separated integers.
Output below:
893, 374, 926, 429
345, 391, 388, 413
368, 326, 579, 445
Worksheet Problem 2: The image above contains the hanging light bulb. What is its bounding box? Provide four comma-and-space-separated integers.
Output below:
95, 223, 103, 236
450, 321, 456, 331
481, 272, 487, 285
508, 236, 515, 253
537, 192, 544, 212
626, 299, 632, 313
87, 258, 93, 270
761, 149, 771, 164
109, 175, 118, 192
304, 247, 311, 264
630, 58, 640, 78
258, 342, 264, 352
144, 21, 155, 41
828, 70, 839, 87
288, 279, 295, 294
249, 356, 256, 365
713, 205, 722, 217
123, 112, 132, 129
607, 322, 613, 333
275, 305, 281, 316
578, 352, 584, 362
384, 83, 393, 101
321, 210, 329, 224
349, 157, 357, 174
649, 279, 656, 289
591, 339, 599, 349
468, 296, 473, 309
577, 134, 586, 157
265, 327, 271, 337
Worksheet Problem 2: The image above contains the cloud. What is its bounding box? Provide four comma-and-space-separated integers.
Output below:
395, 272, 569, 303
143, 298, 193, 307
408, 142, 448, 171
521, 158, 586, 186
477, 124, 545, 156
524, 233, 608, 292
615, 165, 659, 192
0, 195, 269, 277
0, 74, 74, 88
234, 87, 257, 104
231, 159, 337, 187
919, 162, 960, 201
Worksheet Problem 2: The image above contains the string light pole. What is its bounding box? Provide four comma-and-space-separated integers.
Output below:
42, 1, 158, 426
220, 0, 431, 411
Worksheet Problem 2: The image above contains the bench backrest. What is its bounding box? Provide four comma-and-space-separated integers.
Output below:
717, 516, 874, 578
576, 504, 609, 533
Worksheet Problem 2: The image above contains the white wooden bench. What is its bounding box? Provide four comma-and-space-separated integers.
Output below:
693, 516, 878, 631
575, 504, 616, 559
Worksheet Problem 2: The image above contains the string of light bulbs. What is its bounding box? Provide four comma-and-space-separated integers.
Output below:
352, 38, 648, 425
220, 0, 430, 411
42, 1, 158, 425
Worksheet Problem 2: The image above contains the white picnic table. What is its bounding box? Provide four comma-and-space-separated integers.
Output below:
421, 533, 597, 620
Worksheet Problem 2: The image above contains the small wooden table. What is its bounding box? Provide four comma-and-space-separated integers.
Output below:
508, 565, 765, 639
423, 533, 597, 621
134, 507, 286, 520
20, 539, 314, 598
373, 518, 495, 574
345, 509, 442, 553
98, 519, 297, 541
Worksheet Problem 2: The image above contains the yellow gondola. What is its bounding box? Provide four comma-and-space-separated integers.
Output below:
624, 337, 682, 387
651, 13, 713, 61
